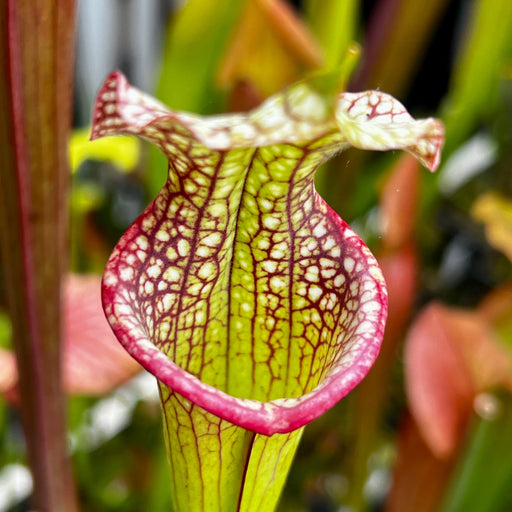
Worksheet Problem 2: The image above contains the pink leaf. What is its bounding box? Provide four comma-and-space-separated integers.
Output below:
405, 302, 512, 457
63, 274, 142, 395
1, 274, 142, 401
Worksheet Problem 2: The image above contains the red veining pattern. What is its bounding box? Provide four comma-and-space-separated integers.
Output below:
336, 90, 444, 171
93, 72, 396, 436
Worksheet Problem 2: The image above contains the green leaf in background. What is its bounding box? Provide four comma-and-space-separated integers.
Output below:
157, 0, 245, 114
304, 0, 358, 68
441, 393, 512, 512
442, 0, 512, 156
146, 0, 245, 200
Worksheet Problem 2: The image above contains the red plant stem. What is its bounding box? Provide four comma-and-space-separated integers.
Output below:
0, 1, 79, 511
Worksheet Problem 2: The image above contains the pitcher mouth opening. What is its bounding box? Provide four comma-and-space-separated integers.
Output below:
102, 251, 387, 436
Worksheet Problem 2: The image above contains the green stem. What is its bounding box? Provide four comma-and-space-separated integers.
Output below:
441, 394, 512, 512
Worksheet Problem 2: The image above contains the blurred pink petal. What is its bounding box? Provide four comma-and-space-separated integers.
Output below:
405, 302, 512, 457
0, 348, 17, 396
63, 274, 142, 395
1, 274, 142, 403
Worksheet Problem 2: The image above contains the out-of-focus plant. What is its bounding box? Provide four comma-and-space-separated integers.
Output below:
0, 3, 145, 511
0, 2, 80, 510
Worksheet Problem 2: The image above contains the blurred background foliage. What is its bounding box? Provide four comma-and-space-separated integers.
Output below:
1, 0, 512, 511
